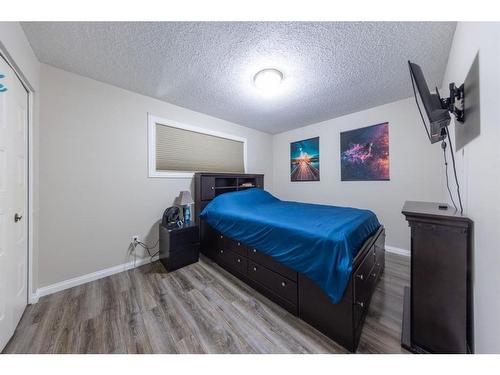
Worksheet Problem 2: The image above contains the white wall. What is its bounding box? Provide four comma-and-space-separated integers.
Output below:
0, 22, 40, 298
272, 97, 444, 251
441, 22, 500, 354
38, 64, 273, 288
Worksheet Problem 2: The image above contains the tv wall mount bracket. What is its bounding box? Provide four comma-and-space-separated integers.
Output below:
437, 83, 465, 123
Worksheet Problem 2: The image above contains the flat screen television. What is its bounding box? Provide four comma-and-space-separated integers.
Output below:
408, 61, 450, 143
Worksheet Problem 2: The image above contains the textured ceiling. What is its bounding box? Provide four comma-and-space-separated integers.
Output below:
22, 22, 456, 134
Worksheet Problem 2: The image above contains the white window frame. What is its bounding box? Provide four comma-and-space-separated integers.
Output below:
148, 114, 248, 178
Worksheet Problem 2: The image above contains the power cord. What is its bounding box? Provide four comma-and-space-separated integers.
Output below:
441, 140, 458, 211
133, 238, 159, 262
445, 127, 464, 214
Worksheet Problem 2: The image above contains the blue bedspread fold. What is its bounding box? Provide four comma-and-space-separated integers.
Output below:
199, 189, 380, 303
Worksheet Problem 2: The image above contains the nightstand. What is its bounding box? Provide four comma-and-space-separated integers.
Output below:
159, 221, 200, 272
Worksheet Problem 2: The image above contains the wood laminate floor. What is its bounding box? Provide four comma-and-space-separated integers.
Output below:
3, 252, 410, 354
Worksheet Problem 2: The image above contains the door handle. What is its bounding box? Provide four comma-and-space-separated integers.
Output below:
14, 213, 23, 222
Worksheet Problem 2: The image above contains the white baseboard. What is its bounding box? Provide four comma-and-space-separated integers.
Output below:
385, 245, 410, 257
32, 255, 159, 303
29, 290, 40, 304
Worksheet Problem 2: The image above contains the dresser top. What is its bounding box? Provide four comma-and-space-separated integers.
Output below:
402, 201, 472, 223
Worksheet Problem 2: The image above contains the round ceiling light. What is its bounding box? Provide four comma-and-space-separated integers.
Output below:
253, 68, 283, 94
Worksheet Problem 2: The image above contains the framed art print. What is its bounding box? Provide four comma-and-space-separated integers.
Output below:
340, 122, 389, 181
290, 137, 320, 182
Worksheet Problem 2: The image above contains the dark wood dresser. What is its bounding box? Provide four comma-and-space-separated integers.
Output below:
402, 201, 473, 353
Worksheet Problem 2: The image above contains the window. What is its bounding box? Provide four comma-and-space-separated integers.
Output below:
148, 114, 247, 178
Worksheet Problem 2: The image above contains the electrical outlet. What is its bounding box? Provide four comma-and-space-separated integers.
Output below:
132, 235, 139, 244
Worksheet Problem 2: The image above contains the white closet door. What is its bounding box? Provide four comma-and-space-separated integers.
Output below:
0, 55, 28, 352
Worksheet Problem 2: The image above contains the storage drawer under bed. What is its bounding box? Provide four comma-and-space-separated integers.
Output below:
215, 233, 298, 282
216, 233, 248, 257
247, 247, 297, 281
216, 247, 248, 276
213, 232, 299, 312
353, 238, 385, 327
247, 260, 298, 304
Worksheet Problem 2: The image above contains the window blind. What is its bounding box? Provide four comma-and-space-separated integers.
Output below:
155, 123, 245, 173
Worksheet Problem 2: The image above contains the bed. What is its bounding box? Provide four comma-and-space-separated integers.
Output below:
194, 172, 385, 352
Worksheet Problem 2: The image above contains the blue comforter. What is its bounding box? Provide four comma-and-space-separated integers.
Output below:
199, 189, 380, 303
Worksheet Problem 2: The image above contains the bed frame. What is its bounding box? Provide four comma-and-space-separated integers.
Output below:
194, 172, 385, 352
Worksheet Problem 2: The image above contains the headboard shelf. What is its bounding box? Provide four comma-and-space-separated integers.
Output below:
194, 172, 264, 204
194, 172, 264, 224
215, 177, 237, 188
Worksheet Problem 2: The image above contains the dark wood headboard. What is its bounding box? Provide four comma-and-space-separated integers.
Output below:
194, 172, 264, 220
194, 172, 264, 255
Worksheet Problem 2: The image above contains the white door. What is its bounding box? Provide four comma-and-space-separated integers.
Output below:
0, 55, 28, 351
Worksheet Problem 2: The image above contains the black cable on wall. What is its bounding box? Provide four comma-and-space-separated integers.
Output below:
445, 126, 464, 214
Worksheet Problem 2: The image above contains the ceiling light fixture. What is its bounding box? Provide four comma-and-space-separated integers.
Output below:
253, 68, 283, 95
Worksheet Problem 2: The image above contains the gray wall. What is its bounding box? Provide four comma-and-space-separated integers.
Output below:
38, 64, 273, 288
441, 22, 500, 353
272, 97, 444, 251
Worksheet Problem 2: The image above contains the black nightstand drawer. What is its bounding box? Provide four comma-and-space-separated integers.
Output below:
162, 243, 200, 272
170, 226, 200, 247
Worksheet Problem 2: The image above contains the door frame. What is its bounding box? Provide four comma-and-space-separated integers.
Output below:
0, 43, 36, 305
